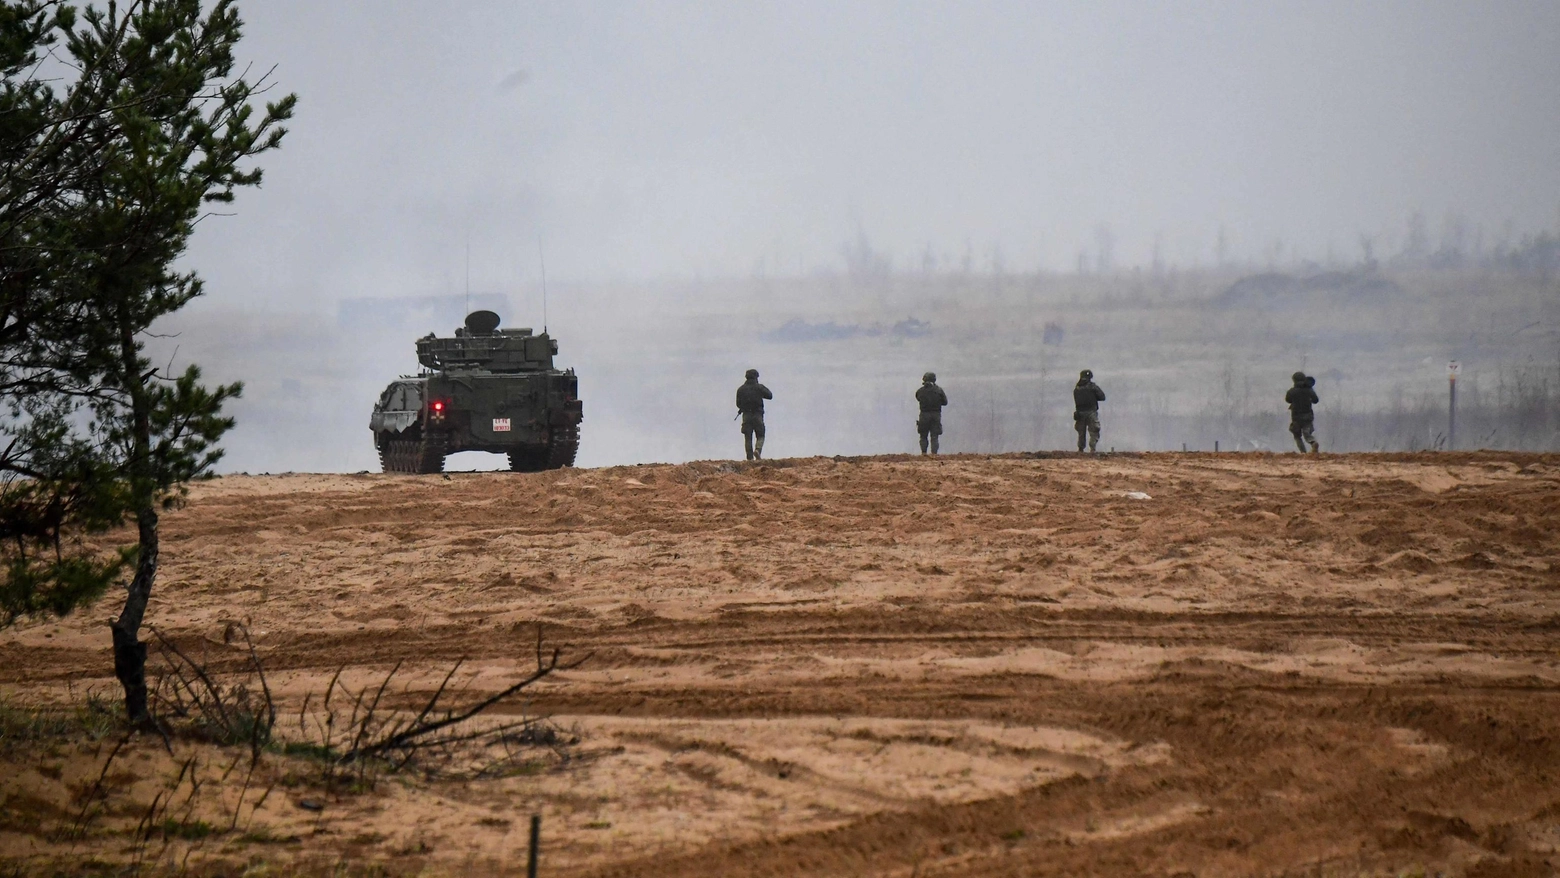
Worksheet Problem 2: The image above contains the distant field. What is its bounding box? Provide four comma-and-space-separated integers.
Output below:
152, 265, 1560, 472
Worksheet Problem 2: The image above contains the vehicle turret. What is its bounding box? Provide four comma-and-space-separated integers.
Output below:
415, 310, 560, 373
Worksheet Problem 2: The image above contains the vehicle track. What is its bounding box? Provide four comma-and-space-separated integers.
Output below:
4, 452, 1558, 876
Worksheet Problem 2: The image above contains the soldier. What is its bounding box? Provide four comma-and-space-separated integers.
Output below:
1073, 369, 1105, 453
915, 372, 948, 454
1286, 371, 1320, 453
735, 368, 772, 460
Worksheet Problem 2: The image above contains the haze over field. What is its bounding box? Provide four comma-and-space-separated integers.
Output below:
10, 7, 1560, 875
152, 1, 1560, 472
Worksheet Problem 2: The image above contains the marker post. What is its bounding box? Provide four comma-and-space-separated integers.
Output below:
1447, 361, 1460, 451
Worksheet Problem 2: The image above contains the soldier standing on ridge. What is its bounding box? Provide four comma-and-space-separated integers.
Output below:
1286, 371, 1320, 453
736, 368, 772, 460
915, 372, 948, 455
1073, 369, 1105, 453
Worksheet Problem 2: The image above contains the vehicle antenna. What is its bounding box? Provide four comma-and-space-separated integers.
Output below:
464, 233, 471, 316
538, 237, 548, 334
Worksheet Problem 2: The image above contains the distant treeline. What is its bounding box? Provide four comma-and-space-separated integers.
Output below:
825, 218, 1560, 284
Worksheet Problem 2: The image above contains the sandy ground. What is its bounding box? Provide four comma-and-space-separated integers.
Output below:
2, 451, 1559, 876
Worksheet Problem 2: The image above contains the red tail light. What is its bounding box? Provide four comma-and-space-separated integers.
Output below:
431, 400, 445, 413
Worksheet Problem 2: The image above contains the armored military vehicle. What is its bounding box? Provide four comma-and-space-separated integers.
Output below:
370, 310, 582, 473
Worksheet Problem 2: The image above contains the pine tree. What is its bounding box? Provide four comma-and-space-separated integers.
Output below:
0, 0, 294, 723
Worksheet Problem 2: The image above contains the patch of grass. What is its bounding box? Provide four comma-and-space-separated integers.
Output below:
393, 839, 433, 856
1001, 828, 1026, 841
16, 856, 123, 877
341, 776, 376, 795
325, 864, 395, 878
487, 758, 548, 779
0, 693, 120, 749
278, 740, 336, 761
0, 789, 66, 834
585, 820, 612, 830
159, 817, 217, 840
191, 704, 273, 749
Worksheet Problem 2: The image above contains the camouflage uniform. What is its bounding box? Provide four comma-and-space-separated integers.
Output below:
915, 373, 948, 454
1285, 373, 1320, 453
736, 371, 772, 460
1073, 373, 1105, 452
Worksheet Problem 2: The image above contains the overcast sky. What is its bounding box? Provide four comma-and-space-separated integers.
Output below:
188, 0, 1560, 308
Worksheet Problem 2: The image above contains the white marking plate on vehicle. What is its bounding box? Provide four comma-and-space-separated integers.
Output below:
492, 418, 512, 432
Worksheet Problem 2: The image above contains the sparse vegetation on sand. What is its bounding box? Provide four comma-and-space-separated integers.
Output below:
4, 452, 1558, 875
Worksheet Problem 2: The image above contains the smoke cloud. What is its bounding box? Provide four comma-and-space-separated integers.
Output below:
153, 1, 1560, 471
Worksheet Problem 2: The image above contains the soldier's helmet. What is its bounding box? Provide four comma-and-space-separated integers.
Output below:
1079, 369, 1093, 380
745, 368, 759, 380
923, 372, 936, 383
1292, 371, 1307, 383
